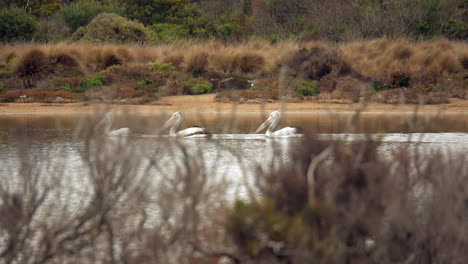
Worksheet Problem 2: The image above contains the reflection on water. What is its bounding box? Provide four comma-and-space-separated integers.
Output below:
1, 112, 468, 197
1, 111, 468, 135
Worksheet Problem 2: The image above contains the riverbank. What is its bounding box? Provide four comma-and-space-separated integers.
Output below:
1, 95, 468, 115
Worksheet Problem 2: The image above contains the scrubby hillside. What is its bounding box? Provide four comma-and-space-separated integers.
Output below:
0, 39, 466, 104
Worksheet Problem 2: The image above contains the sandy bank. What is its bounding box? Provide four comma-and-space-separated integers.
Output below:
1, 95, 468, 115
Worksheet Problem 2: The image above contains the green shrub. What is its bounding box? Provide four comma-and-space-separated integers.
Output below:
0, 7, 38, 42
135, 79, 158, 91
124, 0, 201, 26
55, 1, 125, 32
0, 83, 4, 92
148, 62, 175, 76
81, 75, 105, 91
54, 85, 73, 92
186, 77, 213, 94
149, 23, 188, 42
297, 80, 320, 96
442, 18, 466, 39
71, 13, 149, 43
370, 82, 388, 93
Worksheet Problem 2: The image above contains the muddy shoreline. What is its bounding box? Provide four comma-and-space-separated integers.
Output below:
1, 95, 468, 115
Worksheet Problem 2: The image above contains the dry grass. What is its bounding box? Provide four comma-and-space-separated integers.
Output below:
0, 38, 466, 103
341, 38, 467, 86
13, 49, 50, 88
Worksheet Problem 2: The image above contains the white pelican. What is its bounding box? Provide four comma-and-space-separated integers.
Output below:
97, 112, 130, 137
255, 111, 303, 137
161, 112, 212, 138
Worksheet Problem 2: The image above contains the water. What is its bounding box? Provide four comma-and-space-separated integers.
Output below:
1, 112, 468, 198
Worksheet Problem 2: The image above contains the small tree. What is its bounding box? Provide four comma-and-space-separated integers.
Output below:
0, 7, 38, 42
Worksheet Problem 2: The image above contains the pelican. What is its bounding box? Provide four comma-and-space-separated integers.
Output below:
97, 112, 130, 137
255, 111, 303, 137
161, 112, 211, 138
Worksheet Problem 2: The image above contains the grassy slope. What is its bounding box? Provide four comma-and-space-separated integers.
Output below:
0, 39, 466, 104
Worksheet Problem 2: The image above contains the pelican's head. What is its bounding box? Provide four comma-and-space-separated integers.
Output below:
97, 112, 114, 127
255, 111, 280, 133
161, 111, 182, 130
104, 111, 114, 120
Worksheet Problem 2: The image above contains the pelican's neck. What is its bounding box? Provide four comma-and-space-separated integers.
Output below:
266, 115, 279, 137
170, 116, 182, 136
105, 118, 112, 134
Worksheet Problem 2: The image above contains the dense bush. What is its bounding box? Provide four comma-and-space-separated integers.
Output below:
186, 77, 213, 94
124, 0, 199, 25
149, 23, 188, 42
148, 62, 175, 76
72, 13, 149, 43
0, 7, 38, 42
296, 80, 320, 96
55, 1, 125, 33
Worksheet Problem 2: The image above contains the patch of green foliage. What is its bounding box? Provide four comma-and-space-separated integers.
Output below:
0, 83, 4, 92
148, 62, 175, 76
54, 85, 73, 92
297, 80, 320, 96
442, 18, 466, 39
0, 7, 38, 42
55, 1, 125, 32
227, 199, 332, 257
135, 79, 158, 91
370, 82, 388, 93
56, 75, 106, 93
81, 75, 105, 91
124, 0, 199, 25
186, 77, 213, 94
149, 23, 189, 42
72, 13, 149, 43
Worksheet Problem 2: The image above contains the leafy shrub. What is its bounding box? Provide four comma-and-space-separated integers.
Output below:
0, 7, 38, 42
149, 23, 188, 42
54, 84, 73, 92
370, 82, 388, 93
31, 0, 61, 16
186, 77, 213, 94
72, 13, 149, 43
135, 79, 158, 92
148, 62, 175, 76
124, 0, 201, 25
55, 1, 125, 32
0, 83, 4, 92
442, 18, 466, 39
80, 75, 105, 92
297, 80, 320, 96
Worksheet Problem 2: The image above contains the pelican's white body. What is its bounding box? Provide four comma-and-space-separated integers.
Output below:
108, 127, 130, 137
99, 112, 131, 137
256, 111, 303, 138
162, 112, 211, 138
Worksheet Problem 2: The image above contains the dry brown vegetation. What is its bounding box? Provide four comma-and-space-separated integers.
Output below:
0, 38, 467, 104
0, 111, 467, 263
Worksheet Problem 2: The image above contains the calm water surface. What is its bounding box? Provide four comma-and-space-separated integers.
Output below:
1, 112, 467, 198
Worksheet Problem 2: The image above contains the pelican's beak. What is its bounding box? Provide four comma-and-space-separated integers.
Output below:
255, 116, 273, 133
96, 117, 108, 128
161, 116, 176, 130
